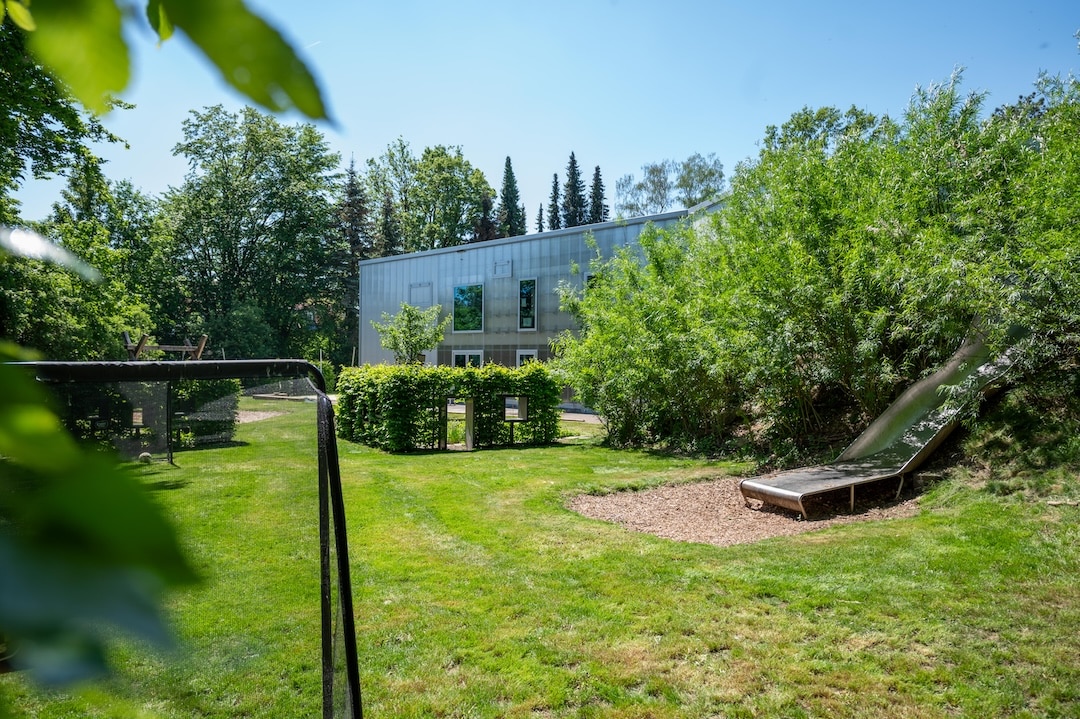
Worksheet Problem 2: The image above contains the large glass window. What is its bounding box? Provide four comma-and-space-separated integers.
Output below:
518, 278, 536, 330
453, 284, 483, 332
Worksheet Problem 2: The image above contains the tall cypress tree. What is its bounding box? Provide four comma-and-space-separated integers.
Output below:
535, 204, 544, 233
337, 158, 371, 358
560, 152, 587, 227
587, 164, 609, 224
496, 156, 526, 238
547, 173, 561, 230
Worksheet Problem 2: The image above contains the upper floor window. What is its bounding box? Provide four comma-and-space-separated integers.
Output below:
519, 278, 536, 330
453, 284, 483, 332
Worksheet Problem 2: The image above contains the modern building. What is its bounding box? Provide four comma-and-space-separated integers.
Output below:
357, 203, 719, 367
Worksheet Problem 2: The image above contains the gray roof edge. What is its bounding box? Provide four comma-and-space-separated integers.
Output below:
359, 207, 692, 267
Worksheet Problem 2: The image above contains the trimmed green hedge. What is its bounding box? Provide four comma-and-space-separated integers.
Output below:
336, 363, 561, 452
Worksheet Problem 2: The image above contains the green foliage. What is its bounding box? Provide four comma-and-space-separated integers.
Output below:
546, 173, 561, 230
371, 302, 452, 365
587, 165, 609, 224
162, 105, 341, 359
0, 349, 197, 687
559, 72, 1079, 461
335, 363, 561, 452
0, 21, 124, 223
495, 157, 526, 238
560, 152, 587, 228
0, 222, 152, 361
615, 153, 725, 217
364, 139, 495, 253
8, 0, 327, 118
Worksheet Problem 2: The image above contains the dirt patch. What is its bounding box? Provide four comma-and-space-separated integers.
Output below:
237, 410, 285, 424
568, 476, 921, 547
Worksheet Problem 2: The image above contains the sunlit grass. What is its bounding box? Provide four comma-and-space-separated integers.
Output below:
4, 398, 1079, 717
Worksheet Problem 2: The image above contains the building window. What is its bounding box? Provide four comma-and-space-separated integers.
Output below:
517, 349, 538, 367
453, 350, 482, 368
518, 278, 536, 330
453, 284, 483, 332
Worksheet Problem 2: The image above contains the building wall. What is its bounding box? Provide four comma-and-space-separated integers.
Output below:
357, 209, 691, 367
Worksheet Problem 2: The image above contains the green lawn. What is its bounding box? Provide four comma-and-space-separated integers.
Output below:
4, 399, 1079, 718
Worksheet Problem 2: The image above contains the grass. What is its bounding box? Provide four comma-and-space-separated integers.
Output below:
4, 397, 1080, 717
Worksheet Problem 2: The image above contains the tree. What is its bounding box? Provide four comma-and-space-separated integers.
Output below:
371, 302, 452, 364
162, 105, 341, 359
615, 160, 675, 216
372, 189, 403, 257
675, 152, 725, 207
558, 72, 1077, 455
366, 140, 494, 252
0, 20, 124, 223
546, 173, 561, 230
335, 157, 372, 363
614, 154, 726, 217
496, 156, 526, 238
412, 145, 494, 250
587, 165, 609, 224
560, 152, 587, 228
473, 192, 497, 242
535, 204, 544, 233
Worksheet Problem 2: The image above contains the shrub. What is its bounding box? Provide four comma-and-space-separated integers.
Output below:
336, 363, 561, 452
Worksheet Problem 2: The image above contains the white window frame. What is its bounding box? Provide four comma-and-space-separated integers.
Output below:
452, 283, 484, 333
453, 350, 483, 368
516, 350, 538, 367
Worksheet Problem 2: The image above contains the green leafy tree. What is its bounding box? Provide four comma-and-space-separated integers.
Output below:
561, 152, 588, 228
333, 158, 372, 364
587, 165, 609, 224
162, 105, 341, 359
0, 20, 124, 223
412, 145, 494, 250
366, 140, 494, 252
496, 156, 526, 238
371, 302, 452, 364
675, 152, 724, 207
546, 173, 561, 230
559, 72, 1077, 457
615, 154, 726, 217
372, 189, 403, 257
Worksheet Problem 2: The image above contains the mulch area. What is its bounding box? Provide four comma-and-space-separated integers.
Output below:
567, 475, 922, 547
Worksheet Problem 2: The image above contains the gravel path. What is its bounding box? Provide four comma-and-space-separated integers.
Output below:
568, 475, 921, 547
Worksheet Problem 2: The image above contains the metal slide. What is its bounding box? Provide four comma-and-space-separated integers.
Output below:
739, 335, 1015, 517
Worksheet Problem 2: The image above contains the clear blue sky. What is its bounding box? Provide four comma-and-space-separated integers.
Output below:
13, 0, 1080, 223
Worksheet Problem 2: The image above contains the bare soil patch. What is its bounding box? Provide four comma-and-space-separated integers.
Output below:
237, 410, 286, 424
568, 476, 921, 547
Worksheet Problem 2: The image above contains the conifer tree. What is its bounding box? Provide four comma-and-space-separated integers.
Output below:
372, 190, 402, 257
587, 165, 609, 224
560, 152, 587, 227
536, 204, 544, 233
495, 156, 527, 238
547, 174, 562, 230
337, 158, 371, 357
473, 193, 497, 242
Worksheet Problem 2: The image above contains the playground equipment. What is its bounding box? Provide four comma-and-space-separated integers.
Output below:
739, 334, 1017, 517
16, 360, 362, 719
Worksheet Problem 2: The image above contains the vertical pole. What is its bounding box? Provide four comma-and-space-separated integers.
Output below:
465, 398, 475, 451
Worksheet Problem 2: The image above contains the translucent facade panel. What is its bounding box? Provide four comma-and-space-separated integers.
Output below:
357, 208, 700, 366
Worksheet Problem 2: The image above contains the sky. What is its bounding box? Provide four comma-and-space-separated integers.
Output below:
13, 0, 1080, 223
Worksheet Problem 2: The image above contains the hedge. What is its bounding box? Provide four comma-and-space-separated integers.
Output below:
335, 363, 562, 452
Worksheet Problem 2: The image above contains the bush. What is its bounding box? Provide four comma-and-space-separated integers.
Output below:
336, 363, 561, 452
